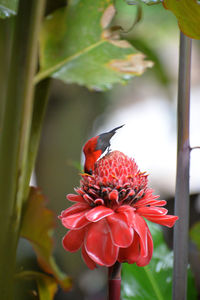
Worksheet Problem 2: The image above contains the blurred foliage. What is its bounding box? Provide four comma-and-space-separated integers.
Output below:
20, 187, 72, 296
0, 0, 67, 18
114, 0, 177, 40
122, 222, 197, 300
125, 0, 162, 5
0, 0, 18, 18
128, 38, 170, 87
163, 0, 200, 40
113, 0, 176, 95
124, 0, 200, 39
15, 271, 58, 300
44, 0, 67, 16
190, 221, 200, 250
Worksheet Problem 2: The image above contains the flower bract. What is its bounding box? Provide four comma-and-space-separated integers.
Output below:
59, 151, 178, 269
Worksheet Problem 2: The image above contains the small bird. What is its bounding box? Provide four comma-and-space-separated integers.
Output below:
83, 125, 124, 175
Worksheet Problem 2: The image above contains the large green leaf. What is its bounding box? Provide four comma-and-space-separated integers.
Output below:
163, 0, 200, 39
121, 223, 197, 300
20, 187, 72, 291
0, 0, 18, 18
36, 0, 153, 90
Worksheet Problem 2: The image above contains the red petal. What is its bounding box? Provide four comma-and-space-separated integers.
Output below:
136, 229, 153, 267
123, 189, 135, 202
94, 198, 104, 205
88, 188, 98, 198
67, 194, 85, 203
145, 215, 179, 227
132, 214, 148, 257
116, 205, 135, 226
85, 206, 114, 222
83, 194, 94, 204
134, 199, 166, 208
107, 213, 133, 247
74, 187, 85, 195
109, 190, 119, 202
62, 211, 90, 229
59, 203, 89, 219
118, 232, 140, 263
62, 228, 85, 252
137, 207, 168, 216
81, 245, 97, 270
85, 220, 118, 266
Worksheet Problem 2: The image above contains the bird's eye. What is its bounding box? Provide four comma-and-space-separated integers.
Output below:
88, 169, 93, 175
84, 168, 93, 175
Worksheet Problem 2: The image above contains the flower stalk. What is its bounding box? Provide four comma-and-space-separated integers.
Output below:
172, 32, 192, 300
108, 262, 122, 300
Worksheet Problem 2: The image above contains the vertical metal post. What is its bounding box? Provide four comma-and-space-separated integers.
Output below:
172, 32, 192, 300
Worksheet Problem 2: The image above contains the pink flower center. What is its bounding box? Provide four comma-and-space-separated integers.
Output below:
80, 151, 148, 210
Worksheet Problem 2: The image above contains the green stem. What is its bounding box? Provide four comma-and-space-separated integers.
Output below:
23, 78, 51, 202
0, 0, 46, 299
0, 18, 13, 128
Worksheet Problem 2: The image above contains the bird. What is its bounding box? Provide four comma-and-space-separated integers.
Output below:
83, 125, 124, 175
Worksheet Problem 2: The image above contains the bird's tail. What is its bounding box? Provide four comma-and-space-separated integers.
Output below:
108, 124, 124, 135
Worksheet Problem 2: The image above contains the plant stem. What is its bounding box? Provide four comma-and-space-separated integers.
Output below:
172, 32, 192, 300
108, 262, 121, 300
0, 18, 13, 128
0, 0, 46, 299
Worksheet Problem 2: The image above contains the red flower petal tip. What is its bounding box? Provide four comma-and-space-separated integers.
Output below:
60, 150, 178, 269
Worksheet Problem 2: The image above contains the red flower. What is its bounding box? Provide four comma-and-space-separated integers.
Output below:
59, 151, 178, 269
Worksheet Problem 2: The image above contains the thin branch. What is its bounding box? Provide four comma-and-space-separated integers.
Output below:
190, 146, 200, 151
172, 32, 192, 300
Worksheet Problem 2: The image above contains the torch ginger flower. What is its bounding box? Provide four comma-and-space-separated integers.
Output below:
59, 151, 178, 269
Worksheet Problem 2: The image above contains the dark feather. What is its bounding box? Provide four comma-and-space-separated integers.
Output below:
95, 125, 124, 153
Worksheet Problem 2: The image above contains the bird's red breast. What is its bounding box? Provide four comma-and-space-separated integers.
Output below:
83, 136, 101, 174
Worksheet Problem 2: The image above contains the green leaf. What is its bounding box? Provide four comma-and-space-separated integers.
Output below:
15, 271, 58, 300
20, 187, 72, 291
0, 0, 18, 18
37, 275, 57, 300
36, 0, 153, 90
121, 223, 197, 300
163, 0, 200, 39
